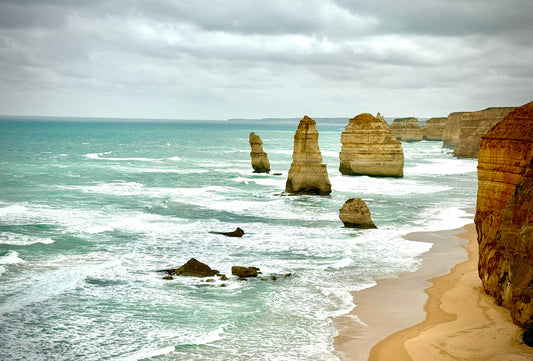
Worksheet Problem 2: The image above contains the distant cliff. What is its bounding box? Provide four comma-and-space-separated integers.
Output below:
443, 107, 515, 157
475, 101, 533, 327
422, 117, 446, 140
390, 117, 423, 141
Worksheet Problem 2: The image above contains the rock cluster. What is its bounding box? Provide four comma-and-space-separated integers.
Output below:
285, 116, 331, 195
339, 113, 404, 177
249, 132, 270, 173
475, 101, 533, 327
339, 198, 377, 229
422, 117, 446, 140
162, 258, 218, 278
443, 107, 515, 157
390, 117, 423, 141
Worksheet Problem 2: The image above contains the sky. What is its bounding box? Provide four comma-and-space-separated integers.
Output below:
0, 0, 532, 120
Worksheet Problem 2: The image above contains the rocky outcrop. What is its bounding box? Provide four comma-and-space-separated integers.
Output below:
209, 227, 245, 237
285, 116, 332, 195
339, 198, 377, 229
422, 117, 446, 140
232, 266, 260, 278
475, 101, 533, 327
162, 258, 218, 277
390, 117, 423, 141
339, 113, 404, 177
249, 132, 270, 173
443, 107, 516, 157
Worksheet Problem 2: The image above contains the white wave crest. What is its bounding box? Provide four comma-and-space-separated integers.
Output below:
0, 233, 54, 245
0, 250, 25, 264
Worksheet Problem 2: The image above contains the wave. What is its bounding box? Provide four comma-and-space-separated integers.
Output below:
83, 152, 181, 162
0, 232, 54, 245
0, 250, 25, 265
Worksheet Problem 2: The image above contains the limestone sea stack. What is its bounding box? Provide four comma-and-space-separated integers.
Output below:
339, 198, 377, 229
422, 117, 446, 140
390, 117, 423, 141
249, 132, 270, 173
285, 116, 331, 195
475, 101, 533, 327
339, 113, 404, 177
443, 107, 516, 157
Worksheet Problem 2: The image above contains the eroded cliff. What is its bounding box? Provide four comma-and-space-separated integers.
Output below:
475, 101, 533, 327
422, 117, 446, 141
390, 117, 423, 141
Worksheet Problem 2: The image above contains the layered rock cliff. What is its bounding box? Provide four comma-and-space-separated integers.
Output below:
339, 113, 404, 177
285, 116, 331, 195
443, 107, 515, 157
390, 117, 423, 141
475, 101, 533, 327
422, 117, 446, 140
249, 132, 270, 173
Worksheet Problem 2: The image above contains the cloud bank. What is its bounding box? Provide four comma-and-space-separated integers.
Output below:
0, 0, 532, 119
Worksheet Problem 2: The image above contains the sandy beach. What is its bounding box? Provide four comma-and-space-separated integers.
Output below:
335, 223, 533, 361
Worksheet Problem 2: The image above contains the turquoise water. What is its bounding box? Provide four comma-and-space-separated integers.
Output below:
0, 119, 477, 360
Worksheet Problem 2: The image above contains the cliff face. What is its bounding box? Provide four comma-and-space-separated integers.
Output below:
422, 117, 446, 140
475, 101, 533, 327
285, 116, 331, 195
390, 117, 423, 141
339, 113, 404, 177
249, 132, 270, 173
443, 107, 516, 157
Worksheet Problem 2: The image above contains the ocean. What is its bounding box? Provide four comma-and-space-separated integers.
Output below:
0, 118, 477, 360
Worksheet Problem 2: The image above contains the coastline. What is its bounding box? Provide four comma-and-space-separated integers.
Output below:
335, 224, 533, 360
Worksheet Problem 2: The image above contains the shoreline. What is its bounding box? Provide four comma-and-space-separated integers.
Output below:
334, 224, 533, 360
334, 225, 470, 360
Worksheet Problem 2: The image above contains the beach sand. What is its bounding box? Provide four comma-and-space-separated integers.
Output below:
335, 224, 533, 361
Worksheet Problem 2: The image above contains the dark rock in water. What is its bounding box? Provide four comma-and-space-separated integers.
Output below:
162, 275, 174, 280
339, 198, 377, 229
209, 227, 245, 237
219, 274, 228, 281
205, 279, 215, 283
284, 273, 292, 278
220, 284, 227, 287
270, 275, 277, 281
273, 173, 282, 176
161, 258, 218, 277
232, 266, 260, 278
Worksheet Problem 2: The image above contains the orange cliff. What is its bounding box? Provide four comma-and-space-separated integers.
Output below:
475, 101, 533, 327
443, 107, 515, 157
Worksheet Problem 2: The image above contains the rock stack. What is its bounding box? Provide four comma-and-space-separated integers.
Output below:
285, 116, 331, 195
422, 117, 446, 140
339, 198, 377, 229
443, 107, 516, 157
475, 101, 533, 327
339, 113, 404, 177
390, 117, 423, 141
249, 132, 270, 173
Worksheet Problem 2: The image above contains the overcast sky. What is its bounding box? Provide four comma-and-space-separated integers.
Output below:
0, 0, 532, 120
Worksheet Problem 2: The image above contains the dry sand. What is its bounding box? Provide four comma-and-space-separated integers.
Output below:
335, 224, 533, 361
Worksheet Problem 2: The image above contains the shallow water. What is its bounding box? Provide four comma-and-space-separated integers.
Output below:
0, 119, 477, 360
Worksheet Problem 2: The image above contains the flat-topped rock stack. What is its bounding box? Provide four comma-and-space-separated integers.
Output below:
422, 117, 446, 140
249, 132, 270, 173
339, 113, 404, 177
475, 101, 533, 327
390, 117, 423, 141
285, 116, 331, 195
443, 107, 516, 157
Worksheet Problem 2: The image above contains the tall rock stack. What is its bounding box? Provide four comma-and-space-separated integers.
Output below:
390, 117, 423, 141
422, 117, 446, 140
339, 113, 404, 177
285, 116, 331, 195
475, 101, 533, 327
249, 132, 270, 173
443, 107, 516, 157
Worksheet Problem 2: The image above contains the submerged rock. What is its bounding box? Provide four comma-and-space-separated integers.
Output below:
249, 132, 270, 173
232, 266, 260, 278
285, 115, 331, 195
339, 198, 377, 229
209, 227, 245, 237
339, 113, 404, 177
162, 258, 218, 278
